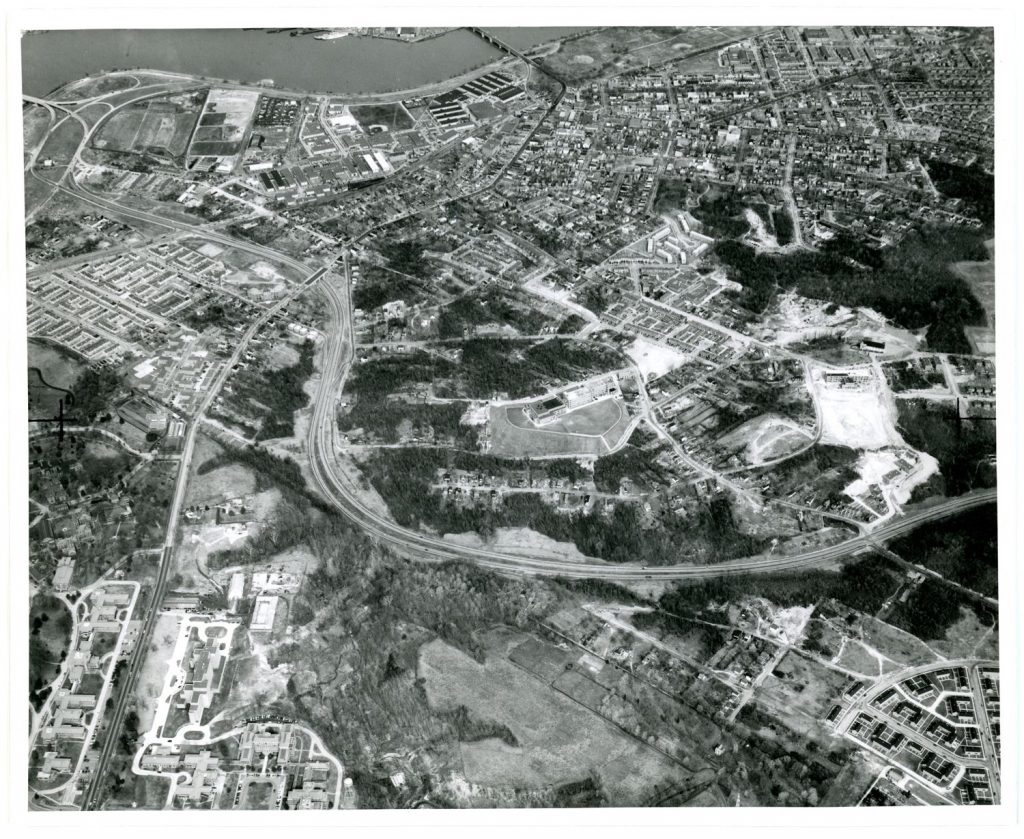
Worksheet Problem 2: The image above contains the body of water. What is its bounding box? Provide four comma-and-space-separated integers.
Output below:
21, 27, 590, 98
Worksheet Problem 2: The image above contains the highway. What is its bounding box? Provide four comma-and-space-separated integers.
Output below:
79, 265, 327, 810
306, 255, 997, 582
23, 67, 998, 809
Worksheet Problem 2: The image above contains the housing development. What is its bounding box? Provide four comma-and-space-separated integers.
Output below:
23, 25, 998, 811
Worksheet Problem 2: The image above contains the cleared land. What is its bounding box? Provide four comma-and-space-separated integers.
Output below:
540, 26, 766, 83
814, 378, 902, 450
188, 89, 259, 158
489, 398, 632, 457
418, 630, 689, 802
24, 104, 54, 163
93, 97, 201, 159
754, 651, 855, 743
349, 102, 414, 132
185, 463, 257, 506
719, 413, 811, 466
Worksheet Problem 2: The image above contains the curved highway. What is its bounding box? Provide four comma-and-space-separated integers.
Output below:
306, 259, 997, 582
26, 89, 996, 587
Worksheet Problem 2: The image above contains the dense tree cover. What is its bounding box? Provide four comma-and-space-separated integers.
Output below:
181, 301, 255, 330
884, 360, 942, 392
748, 202, 774, 230
593, 431, 672, 492
359, 447, 767, 564
290, 549, 562, 806
761, 444, 860, 504
714, 226, 987, 352
925, 159, 994, 228
734, 378, 811, 423
380, 239, 430, 276
691, 193, 753, 239
339, 398, 478, 448
655, 555, 902, 616
528, 224, 562, 254
652, 179, 693, 214
348, 350, 456, 399
887, 504, 997, 597
772, 444, 858, 476
436, 288, 553, 339
556, 314, 587, 334
439, 705, 519, 747
579, 285, 610, 315
543, 459, 591, 483
895, 401, 996, 496
252, 340, 315, 441
457, 337, 626, 399
631, 611, 728, 652
352, 264, 425, 311
772, 209, 794, 246
552, 577, 651, 605
200, 444, 334, 513
118, 710, 140, 756
70, 364, 121, 421
889, 579, 995, 641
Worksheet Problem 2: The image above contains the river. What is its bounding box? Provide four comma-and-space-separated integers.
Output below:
21, 27, 591, 98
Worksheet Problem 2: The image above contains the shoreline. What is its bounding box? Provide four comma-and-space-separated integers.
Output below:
40, 52, 525, 104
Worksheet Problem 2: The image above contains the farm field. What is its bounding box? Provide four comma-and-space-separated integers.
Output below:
92, 95, 202, 159
418, 629, 689, 802
489, 398, 632, 457
188, 89, 259, 159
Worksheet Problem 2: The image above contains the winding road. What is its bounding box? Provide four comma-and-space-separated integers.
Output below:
305, 254, 996, 582
23, 49, 998, 811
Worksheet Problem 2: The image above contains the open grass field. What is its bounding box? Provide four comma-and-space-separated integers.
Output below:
540, 26, 767, 83
634, 614, 728, 665
134, 101, 200, 157
754, 651, 855, 739
349, 102, 414, 132
37, 116, 85, 165
857, 614, 942, 669
134, 612, 181, 733
418, 629, 688, 802
23, 104, 54, 163
834, 637, 888, 678
30, 593, 73, 690
718, 414, 811, 466
91, 106, 144, 152
926, 609, 998, 661
187, 89, 259, 159
489, 397, 631, 457
54, 74, 138, 100
952, 257, 995, 327
239, 778, 279, 809
27, 341, 79, 416
185, 463, 257, 507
